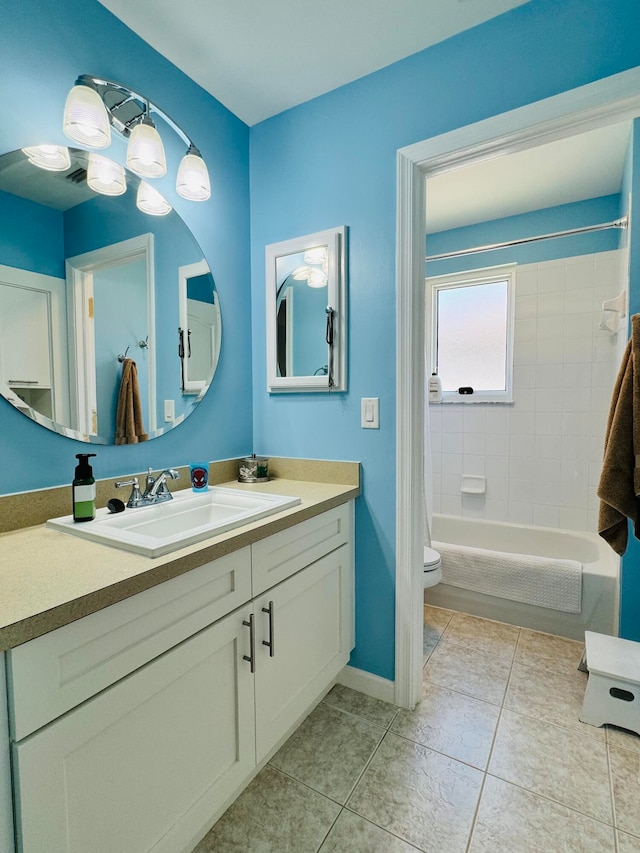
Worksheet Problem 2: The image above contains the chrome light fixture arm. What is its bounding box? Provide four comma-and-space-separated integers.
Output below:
75, 74, 196, 151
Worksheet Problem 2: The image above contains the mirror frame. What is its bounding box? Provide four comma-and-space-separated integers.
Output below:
265, 225, 347, 392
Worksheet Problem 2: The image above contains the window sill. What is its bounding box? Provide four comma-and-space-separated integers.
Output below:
431, 396, 514, 405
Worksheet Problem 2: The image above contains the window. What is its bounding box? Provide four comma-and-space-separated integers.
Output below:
429, 265, 515, 403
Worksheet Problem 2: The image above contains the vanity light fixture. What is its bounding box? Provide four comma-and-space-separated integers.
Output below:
303, 247, 327, 266
306, 268, 327, 288
291, 264, 328, 288
22, 144, 71, 172
63, 75, 210, 202
87, 153, 127, 196
136, 181, 172, 216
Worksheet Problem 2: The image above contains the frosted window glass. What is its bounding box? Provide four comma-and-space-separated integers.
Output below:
436, 281, 508, 392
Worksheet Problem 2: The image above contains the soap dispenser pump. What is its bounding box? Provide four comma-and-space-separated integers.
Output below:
73, 453, 97, 522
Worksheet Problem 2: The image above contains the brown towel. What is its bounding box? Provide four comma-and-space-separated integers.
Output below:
115, 358, 148, 445
597, 314, 640, 554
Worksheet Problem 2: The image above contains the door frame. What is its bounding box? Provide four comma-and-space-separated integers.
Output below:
66, 233, 155, 437
394, 67, 640, 708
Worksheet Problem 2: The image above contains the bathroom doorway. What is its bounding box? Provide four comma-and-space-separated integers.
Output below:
394, 68, 640, 708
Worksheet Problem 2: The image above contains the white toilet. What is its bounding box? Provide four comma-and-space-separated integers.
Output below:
423, 546, 442, 588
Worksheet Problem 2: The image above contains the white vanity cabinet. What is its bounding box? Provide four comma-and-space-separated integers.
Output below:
13, 607, 256, 853
254, 545, 351, 761
7, 502, 354, 853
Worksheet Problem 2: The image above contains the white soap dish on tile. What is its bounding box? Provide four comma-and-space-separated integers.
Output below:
461, 475, 486, 495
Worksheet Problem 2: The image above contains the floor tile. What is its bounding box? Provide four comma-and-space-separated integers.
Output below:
269, 703, 384, 804
423, 639, 512, 705
469, 775, 616, 852
504, 661, 605, 741
347, 731, 483, 853
489, 708, 613, 824
322, 684, 398, 728
391, 682, 500, 769
515, 628, 584, 674
618, 830, 640, 852
609, 744, 640, 837
442, 612, 520, 659
423, 636, 438, 663
319, 809, 421, 852
607, 725, 640, 755
423, 604, 454, 647
192, 765, 340, 853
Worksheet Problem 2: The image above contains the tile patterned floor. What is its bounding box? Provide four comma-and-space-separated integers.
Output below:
193, 606, 640, 852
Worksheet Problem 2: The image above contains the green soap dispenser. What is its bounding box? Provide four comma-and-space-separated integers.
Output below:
73, 453, 97, 522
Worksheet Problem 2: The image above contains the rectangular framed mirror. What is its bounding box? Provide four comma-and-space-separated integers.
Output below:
266, 226, 347, 392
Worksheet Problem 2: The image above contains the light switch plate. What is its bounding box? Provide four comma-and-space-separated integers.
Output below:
361, 397, 379, 429
164, 399, 175, 423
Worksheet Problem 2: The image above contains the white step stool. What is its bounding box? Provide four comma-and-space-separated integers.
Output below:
580, 631, 640, 736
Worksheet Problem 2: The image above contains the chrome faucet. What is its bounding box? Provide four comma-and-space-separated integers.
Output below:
143, 468, 180, 502
115, 468, 180, 508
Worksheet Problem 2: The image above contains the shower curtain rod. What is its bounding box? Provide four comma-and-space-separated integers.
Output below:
425, 217, 628, 262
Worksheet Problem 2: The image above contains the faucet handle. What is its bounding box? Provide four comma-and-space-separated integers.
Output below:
114, 477, 143, 508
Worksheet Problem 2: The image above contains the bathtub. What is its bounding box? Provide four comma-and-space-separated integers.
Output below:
426, 514, 619, 640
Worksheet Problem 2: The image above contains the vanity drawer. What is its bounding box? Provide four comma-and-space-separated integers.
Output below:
8, 547, 251, 740
252, 504, 351, 596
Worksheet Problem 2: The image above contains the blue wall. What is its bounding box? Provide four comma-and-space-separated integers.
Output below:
0, 191, 64, 278
250, 0, 640, 680
0, 0, 252, 492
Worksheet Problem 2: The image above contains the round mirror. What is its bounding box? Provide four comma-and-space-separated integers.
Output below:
0, 146, 221, 444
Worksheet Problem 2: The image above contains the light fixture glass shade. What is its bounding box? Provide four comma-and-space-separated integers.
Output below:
22, 145, 71, 172
176, 149, 211, 201
63, 84, 111, 149
303, 247, 327, 265
126, 119, 166, 178
136, 181, 172, 216
307, 268, 327, 288
87, 153, 126, 196
292, 266, 313, 280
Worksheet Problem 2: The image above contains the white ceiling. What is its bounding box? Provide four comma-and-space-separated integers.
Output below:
97, 0, 530, 126
425, 121, 632, 234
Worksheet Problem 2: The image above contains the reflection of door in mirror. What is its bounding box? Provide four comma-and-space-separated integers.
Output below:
0, 264, 70, 424
66, 234, 155, 439
178, 260, 220, 395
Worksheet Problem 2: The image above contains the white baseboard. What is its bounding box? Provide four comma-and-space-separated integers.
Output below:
337, 665, 396, 705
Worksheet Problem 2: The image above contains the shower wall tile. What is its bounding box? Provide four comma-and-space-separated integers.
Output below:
428, 250, 624, 533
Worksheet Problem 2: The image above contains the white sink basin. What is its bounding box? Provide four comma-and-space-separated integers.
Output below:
47, 487, 301, 557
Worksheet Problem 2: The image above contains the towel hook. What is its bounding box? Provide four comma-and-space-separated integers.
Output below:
117, 346, 130, 363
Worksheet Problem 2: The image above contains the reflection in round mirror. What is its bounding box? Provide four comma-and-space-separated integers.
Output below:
275, 250, 329, 379
0, 146, 221, 444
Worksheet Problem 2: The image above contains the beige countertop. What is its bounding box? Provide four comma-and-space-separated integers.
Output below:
0, 477, 359, 652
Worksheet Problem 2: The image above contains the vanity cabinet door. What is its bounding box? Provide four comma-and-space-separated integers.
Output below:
254, 544, 353, 762
13, 605, 256, 853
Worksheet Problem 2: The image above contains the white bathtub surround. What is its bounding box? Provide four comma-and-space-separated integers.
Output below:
434, 541, 582, 613
429, 249, 627, 533
426, 514, 619, 640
